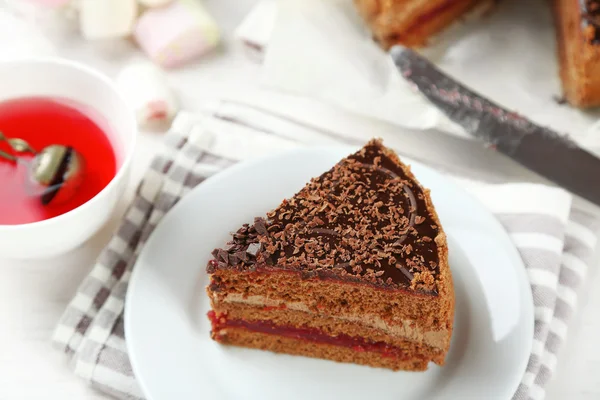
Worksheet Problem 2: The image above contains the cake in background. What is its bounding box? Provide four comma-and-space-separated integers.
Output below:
206, 139, 454, 371
553, 0, 600, 107
353, 0, 600, 108
353, 0, 482, 48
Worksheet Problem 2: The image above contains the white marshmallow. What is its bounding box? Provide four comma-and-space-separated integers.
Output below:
79, 0, 138, 39
116, 61, 179, 129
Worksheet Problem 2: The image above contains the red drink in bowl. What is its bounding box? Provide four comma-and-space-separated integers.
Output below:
0, 97, 117, 225
0, 59, 136, 259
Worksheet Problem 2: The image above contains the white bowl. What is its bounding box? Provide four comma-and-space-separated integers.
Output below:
0, 58, 137, 259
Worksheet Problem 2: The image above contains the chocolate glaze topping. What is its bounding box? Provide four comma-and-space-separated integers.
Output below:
207, 140, 441, 295
583, 0, 600, 44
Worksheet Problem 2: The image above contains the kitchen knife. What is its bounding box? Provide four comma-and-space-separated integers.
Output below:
390, 45, 600, 207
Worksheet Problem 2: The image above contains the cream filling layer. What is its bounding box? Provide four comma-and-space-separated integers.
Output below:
215, 293, 448, 349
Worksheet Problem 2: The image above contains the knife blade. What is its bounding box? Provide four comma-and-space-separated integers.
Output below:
390, 45, 600, 206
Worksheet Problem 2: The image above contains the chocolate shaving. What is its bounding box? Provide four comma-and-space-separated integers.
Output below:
254, 218, 268, 235
206, 260, 218, 273
246, 243, 261, 256
217, 249, 229, 264
236, 250, 249, 262
398, 266, 414, 281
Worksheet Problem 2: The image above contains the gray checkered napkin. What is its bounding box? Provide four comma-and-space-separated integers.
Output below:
53, 111, 600, 400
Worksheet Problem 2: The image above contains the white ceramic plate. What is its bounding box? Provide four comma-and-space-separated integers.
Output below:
125, 147, 534, 400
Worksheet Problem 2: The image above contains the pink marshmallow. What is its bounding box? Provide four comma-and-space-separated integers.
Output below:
134, 0, 220, 68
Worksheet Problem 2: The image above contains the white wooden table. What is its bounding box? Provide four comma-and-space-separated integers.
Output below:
1, 1, 599, 399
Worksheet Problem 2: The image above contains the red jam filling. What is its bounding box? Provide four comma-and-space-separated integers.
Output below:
208, 311, 413, 359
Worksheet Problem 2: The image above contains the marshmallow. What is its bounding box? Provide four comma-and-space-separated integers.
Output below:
116, 61, 179, 129
134, 0, 220, 68
138, 0, 174, 8
79, 0, 138, 39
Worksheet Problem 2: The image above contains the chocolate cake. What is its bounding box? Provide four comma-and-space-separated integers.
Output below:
353, 0, 600, 108
554, 0, 600, 107
206, 139, 454, 371
353, 0, 483, 48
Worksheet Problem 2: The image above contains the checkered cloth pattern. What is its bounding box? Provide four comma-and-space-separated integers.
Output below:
53, 112, 600, 400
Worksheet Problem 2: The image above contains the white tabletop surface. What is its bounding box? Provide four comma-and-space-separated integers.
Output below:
1, 1, 600, 399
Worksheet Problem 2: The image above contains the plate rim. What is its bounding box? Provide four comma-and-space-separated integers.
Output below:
125, 145, 534, 400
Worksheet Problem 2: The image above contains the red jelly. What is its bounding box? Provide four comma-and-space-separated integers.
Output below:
0, 97, 116, 225
208, 312, 409, 360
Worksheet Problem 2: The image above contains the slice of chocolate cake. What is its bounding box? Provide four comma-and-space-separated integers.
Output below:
206, 139, 454, 371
